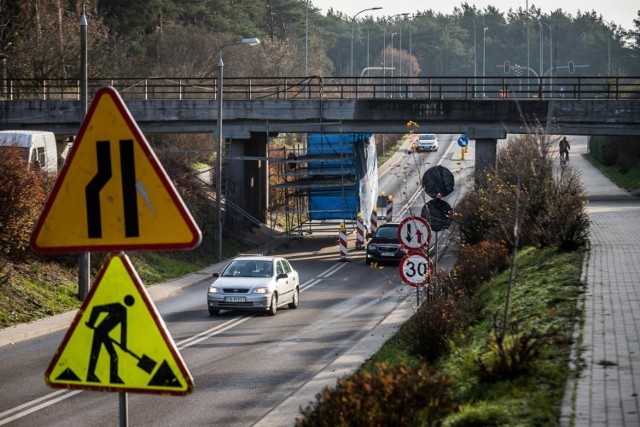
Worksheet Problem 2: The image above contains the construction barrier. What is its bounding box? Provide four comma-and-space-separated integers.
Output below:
339, 222, 350, 261
369, 208, 378, 236
355, 213, 365, 249
386, 196, 393, 221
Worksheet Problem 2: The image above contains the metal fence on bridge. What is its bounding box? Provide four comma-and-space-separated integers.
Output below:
1, 76, 638, 101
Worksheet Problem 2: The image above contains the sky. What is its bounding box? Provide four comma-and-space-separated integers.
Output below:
310, 0, 638, 31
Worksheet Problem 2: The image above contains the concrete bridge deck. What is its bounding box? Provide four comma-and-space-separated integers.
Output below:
1, 76, 639, 138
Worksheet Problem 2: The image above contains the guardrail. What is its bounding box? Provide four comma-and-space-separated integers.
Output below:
1, 76, 638, 101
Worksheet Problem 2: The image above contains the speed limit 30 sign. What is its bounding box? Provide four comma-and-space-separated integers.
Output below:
399, 251, 434, 287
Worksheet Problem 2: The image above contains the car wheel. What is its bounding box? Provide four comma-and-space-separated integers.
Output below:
366, 257, 372, 266
267, 293, 278, 316
208, 308, 220, 316
288, 287, 299, 309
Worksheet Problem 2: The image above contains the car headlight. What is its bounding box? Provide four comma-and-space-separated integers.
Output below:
253, 288, 268, 294
208, 286, 220, 294
368, 244, 377, 251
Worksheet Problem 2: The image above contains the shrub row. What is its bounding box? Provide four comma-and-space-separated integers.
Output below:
296, 362, 456, 427
455, 135, 589, 250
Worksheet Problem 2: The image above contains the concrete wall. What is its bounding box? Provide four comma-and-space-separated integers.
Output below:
1, 99, 639, 138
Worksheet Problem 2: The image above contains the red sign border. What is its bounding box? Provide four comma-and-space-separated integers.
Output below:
44, 253, 194, 395
30, 86, 202, 253
399, 251, 433, 287
397, 216, 432, 250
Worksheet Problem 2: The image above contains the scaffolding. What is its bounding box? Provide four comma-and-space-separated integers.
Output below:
267, 132, 377, 236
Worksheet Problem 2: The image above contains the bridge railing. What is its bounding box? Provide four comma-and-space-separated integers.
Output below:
1, 76, 638, 101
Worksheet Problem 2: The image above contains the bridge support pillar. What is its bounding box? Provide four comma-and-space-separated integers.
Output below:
226, 133, 268, 232
474, 138, 497, 184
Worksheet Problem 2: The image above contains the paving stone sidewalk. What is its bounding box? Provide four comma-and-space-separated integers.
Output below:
560, 141, 640, 426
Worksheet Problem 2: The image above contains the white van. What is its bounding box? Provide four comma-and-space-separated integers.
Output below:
0, 130, 58, 173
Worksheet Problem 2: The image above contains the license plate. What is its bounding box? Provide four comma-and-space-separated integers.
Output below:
381, 252, 395, 257
225, 296, 246, 303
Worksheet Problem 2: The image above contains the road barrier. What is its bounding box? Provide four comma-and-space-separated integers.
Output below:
356, 213, 365, 249
339, 222, 350, 261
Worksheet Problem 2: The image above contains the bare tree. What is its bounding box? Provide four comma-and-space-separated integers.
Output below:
7, 0, 110, 81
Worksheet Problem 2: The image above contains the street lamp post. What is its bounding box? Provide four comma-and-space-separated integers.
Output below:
350, 7, 382, 77
408, 30, 412, 97
482, 27, 488, 95
526, 0, 529, 77
470, 17, 476, 95
305, 0, 309, 77
383, 28, 386, 77
216, 37, 260, 261
397, 14, 410, 89
382, 13, 408, 97
536, 20, 543, 78
540, 21, 552, 93
608, 30, 611, 75
391, 32, 397, 97
602, 20, 614, 75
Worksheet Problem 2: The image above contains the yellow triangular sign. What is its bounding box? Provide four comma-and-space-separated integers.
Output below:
45, 253, 194, 395
30, 86, 201, 253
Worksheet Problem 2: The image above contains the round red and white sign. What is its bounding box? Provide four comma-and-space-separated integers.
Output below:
397, 216, 431, 250
399, 251, 433, 287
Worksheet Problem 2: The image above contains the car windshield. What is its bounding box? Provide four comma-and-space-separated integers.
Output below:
375, 226, 398, 239
222, 260, 273, 277
420, 134, 436, 141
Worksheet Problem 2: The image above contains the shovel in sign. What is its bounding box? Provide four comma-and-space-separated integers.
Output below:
112, 339, 157, 374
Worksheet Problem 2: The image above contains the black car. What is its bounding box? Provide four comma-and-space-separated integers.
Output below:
366, 223, 406, 265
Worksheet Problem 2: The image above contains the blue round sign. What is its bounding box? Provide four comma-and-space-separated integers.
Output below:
458, 135, 469, 147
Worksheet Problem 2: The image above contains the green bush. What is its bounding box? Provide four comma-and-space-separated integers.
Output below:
454, 135, 589, 251
401, 289, 473, 362
590, 135, 640, 172
531, 169, 590, 251
443, 401, 510, 426
452, 241, 509, 291
296, 363, 456, 427
452, 191, 493, 246
474, 317, 552, 382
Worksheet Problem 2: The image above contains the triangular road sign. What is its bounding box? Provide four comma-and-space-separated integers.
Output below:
45, 253, 194, 395
30, 86, 201, 253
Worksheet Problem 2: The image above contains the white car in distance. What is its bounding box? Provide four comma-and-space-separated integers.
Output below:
415, 133, 439, 152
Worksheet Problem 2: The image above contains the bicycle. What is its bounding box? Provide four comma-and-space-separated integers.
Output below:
559, 151, 569, 169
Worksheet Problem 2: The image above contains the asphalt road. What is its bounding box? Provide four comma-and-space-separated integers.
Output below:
0, 135, 471, 426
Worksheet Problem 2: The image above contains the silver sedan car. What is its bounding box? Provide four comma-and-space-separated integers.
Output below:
207, 256, 299, 316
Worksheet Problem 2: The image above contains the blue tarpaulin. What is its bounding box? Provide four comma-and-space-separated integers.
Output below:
308, 133, 378, 227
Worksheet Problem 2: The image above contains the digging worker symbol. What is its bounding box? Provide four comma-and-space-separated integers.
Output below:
85, 295, 135, 384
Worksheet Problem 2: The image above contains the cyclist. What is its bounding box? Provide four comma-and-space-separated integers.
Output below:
559, 137, 570, 163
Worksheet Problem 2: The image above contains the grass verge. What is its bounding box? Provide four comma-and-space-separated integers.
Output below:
584, 153, 640, 192
355, 246, 585, 425
0, 241, 246, 329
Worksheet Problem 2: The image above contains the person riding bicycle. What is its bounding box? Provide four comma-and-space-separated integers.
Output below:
559, 137, 570, 162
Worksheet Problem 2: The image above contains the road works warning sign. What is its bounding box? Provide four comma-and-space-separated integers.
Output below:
44, 253, 194, 395
30, 86, 201, 253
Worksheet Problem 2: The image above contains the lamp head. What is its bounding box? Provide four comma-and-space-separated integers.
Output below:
241, 38, 261, 46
